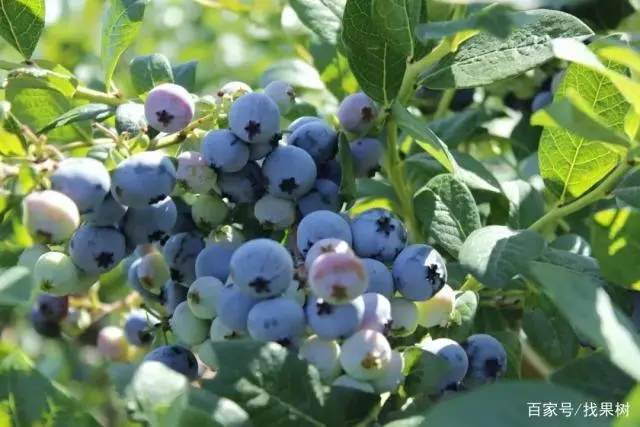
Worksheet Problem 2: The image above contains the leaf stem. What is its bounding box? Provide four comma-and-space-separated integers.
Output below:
519, 330, 554, 379
397, 41, 451, 105
433, 89, 456, 120
74, 86, 124, 106
528, 159, 634, 232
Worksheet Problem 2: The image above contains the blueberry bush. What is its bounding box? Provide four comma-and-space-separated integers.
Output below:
1, 0, 640, 426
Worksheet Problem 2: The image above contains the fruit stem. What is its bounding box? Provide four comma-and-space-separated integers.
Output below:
528, 158, 634, 233
74, 86, 123, 106
384, 117, 424, 244
152, 114, 216, 150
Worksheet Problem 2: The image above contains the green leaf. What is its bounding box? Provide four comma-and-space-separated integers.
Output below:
552, 352, 635, 403
37, 103, 115, 135
7, 60, 79, 97
590, 208, 640, 288
356, 178, 400, 206
419, 10, 593, 89
172, 61, 198, 93
427, 107, 502, 148
0, 266, 33, 307
288, 0, 345, 45
532, 88, 631, 148
538, 247, 604, 282
500, 179, 545, 229
415, 4, 517, 41
446, 290, 479, 341
371, 0, 422, 57
525, 260, 640, 381
0, 115, 27, 156
0, 0, 45, 59
179, 387, 251, 427
458, 226, 546, 289
101, 0, 150, 90
402, 346, 450, 397
260, 59, 325, 91
393, 103, 457, 173
413, 174, 481, 257
129, 53, 174, 96
108, 362, 139, 396
538, 57, 629, 203
616, 385, 640, 427
407, 381, 610, 426
614, 169, 640, 209
487, 330, 521, 380
341, 0, 407, 104
338, 132, 357, 208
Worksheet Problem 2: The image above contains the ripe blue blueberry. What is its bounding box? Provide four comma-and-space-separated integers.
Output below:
229, 92, 281, 144
308, 252, 368, 304
287, 116, 322, 134
392, 244, 447, 301
360, 292, 393, 334
296, 210, 353, 257
531, 91, 553, 112
337, 92, 378, 135
144, 83, 195, 134
69, 225, 126, 275
371, 349, 405, 393
461, 334, 507, 385
215, 283, 260, 333
350, 208, 408, 262
304, 238, 354, 272
217, 161, 265, 204
229, 238, 294, 298
361, 258, 394, 299
246, 297, 305, 346
31, 307, 61, 338
262, 146, 317, 200
316, 159, 342, 185
305, 295, 365, 340
22, 190, 80, 244
195, 242, 237, 283
169, 301, 210, 346
175, 151, 218, 194
287, 121, 338, 163
115, 102, 147, 135
200, 129, 250, 173
191, 193, 229, 232
121, 196, 177, 245
264, 80, 296, 115
253, 195, 296, 230
332, 375, 376, 393
123, 309, 159, 346
137, 251, 169, 293
36, 293, 69, 322
85, 192, 127, 226
420, 338, 469, 391
339, 329, 392, 381
171, 197, 198, 234
551, 70, 565, 93
162, 232, 206, 285
350, 138, 383, 178
51, 157, 111, 214
162, 279, 189, 314
248, 140, 276, 161
187, 276, 225, 319
297, 179, 341, 217
111, 151, 177, 208
389, 297, 418, 337
144, 344, 199, 380
299, 335, 341, 383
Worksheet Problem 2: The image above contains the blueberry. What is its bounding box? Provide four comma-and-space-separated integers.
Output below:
299, 335, 341, 382
22, 190, 80, 244
123, 309, 159, 346
69, 225, 126, 275
350, 138, 383, 178
461, 334, 507, 385
248, 141, 275, 161
360, 292, 392, 334
296, 210, 353, 257
361, 258, 394, 299
304, 238, 354, 272
350, 208, 407, 263
144, 83, 195, 133
115, 102, 147, 136
416, 284, 455, 328
191, 193, 229, 232
282, 276, 307, 307
309, 252, 367, 304
85, 192, 127, 226
187, 276, 225, 319
262, 146, 317, 200
337, 92, 378, 135
175, 151, 218, 194
36, 293, 69, 322
200, 129, 250, 173
144, 344, 199, 380
31, 307, 61, 338
34, 251, 79, 295
126, 258, 161, 302
122, 197, 177, 245
195, 242, 237, 283
371, 349, 405, 393
287, 116, 323, 134
162, 279, 189, 314
111, 151, 177, 208
316, 159, 342, 185
264, 80, 296, 115
449, 88, 475, 112
216, 81, 252, 101
389, 297, 418, 337
253, 195, 296, 230
229, 92, 281, 144
531, 91, 553, 112
171, 197, 198, 234
297, 179, 341, 217
420, 338, 469, 391
306, 295, 365, 340
551, 70, 566, 94
97, 326, 129, 362
137, 251, 170, 293
162, 232, 205, 286
339, 329, 392, 381
209, 316, 246, 341
287, 121, 338, 163
215, 283, 260, 332
196, 340, 219, 370
229, 238, 294, 298
392, 244, 447, 301
169, 301, 210, 346
247, 297, 305, 346
51, 157, 111, 214
217, 161, 265, 204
